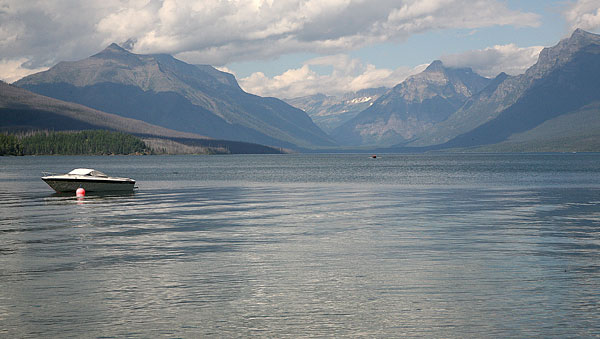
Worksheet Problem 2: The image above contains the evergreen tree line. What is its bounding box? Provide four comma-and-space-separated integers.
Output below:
0, 130, 149, 155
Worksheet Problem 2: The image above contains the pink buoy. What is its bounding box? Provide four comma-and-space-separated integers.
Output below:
76, 187, 86, 197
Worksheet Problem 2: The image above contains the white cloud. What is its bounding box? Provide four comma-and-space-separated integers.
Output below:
238, 55, 426, 98
0, 0, 540, 80
440, 44, 544, 77
564, 0, 600, 32
0, 58, 48, 83
241, 41, 546, 98
384, 0, 539, 35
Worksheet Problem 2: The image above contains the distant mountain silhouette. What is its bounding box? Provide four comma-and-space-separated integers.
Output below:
285, 87, 388, 133
15, 44, 335, 149
331, 61, 490, 146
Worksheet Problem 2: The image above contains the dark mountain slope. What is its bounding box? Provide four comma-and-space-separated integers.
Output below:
20, 82, 293, 148
471, 102, 600, 152
408, 28, 600, 148
0, 81, 196, 137
439, 34, 600, 149
0, 81, 283, 154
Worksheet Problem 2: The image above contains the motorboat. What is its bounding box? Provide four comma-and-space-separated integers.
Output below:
42, 168, 136, 192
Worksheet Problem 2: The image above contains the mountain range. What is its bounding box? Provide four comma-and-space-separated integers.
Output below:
284, 87, 388, 133
15, 44, 335, 149
331, 61, 490, 146
406, 28, 600, 151
4, 29, 600, 153
285, 28, 600, 152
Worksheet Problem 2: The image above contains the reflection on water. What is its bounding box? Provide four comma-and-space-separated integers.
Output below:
0, 154, 599, 337
50, 190, 137, 205
49, 191, 137, 198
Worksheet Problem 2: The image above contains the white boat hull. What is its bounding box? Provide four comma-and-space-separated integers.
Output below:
42, 168, 136, 193
42, 178, 135, 192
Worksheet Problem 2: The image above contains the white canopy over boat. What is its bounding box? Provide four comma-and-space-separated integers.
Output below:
67, 168, 108, 177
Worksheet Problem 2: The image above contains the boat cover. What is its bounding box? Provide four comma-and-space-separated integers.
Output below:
67, 168, 108, 177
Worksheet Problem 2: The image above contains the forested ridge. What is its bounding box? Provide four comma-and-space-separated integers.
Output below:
0, 130, 149, 155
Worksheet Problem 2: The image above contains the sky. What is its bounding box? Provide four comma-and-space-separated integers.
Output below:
1, 0, 599, 99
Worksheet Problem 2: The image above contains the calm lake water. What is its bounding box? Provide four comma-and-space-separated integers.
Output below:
1, 154, 599, 337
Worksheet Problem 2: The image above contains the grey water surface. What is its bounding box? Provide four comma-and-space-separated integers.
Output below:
1, 154, 599, 337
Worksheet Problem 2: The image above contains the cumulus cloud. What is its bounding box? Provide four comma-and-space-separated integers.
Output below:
0, 58, 48, 83
0, 1, 114, 70
564, 0, 600, 32
238, 55, 427, 98
241, 43, 546, 98
440, 44, 544, 77
0, 0, 540, 80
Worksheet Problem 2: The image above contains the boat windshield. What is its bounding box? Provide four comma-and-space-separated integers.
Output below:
67, 168, 108, 177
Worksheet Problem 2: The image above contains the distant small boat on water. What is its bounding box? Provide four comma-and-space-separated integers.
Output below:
42, 168, 136, 193
371, 155, 377, 158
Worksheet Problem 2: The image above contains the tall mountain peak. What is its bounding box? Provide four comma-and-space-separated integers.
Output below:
561, 28, 600, 50
93, 43, 130, 57
332, 60, 490, 146
425, 60, 445, 72
14, 45, 335, 148
528, 28, 600, 81
571, 27, 598, 40
88, 43, 144, 67
107, 43, 127, 51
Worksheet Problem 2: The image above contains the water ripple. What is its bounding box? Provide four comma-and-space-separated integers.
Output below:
0, 154, 599, 337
